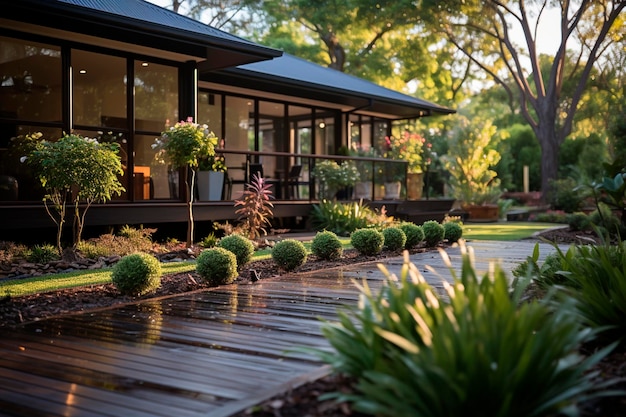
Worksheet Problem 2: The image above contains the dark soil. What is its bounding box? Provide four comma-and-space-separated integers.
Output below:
1, 227, 625, 417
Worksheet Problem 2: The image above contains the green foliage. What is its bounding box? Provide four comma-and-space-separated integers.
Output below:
350, 228, 384, 256
399, 223, 424, 249
311, 200, 374, 236
25, 132, 125, 252
532, 210, 568, 223
199, 233, 219, 248
25, 244, 59, 264
422, 220, 445, 247
382, 227, 406, 251
313, 160, 360, 199
589, 204, 624, 238
316, 245, 615, 417
512, 244, 568, 289
441, 117, 502, 205
548, 178, 585, 213
496, 124, 541, 192
77, 229, 154, 259
218, 234, 255, 268
272, 239, 308, 271
311, 231, 344, 260
234, 173, 275, 239
196, 247, 238, 286
443, 222, 463, 242
567, 212, 592, 231
111, 253, 161, 296
154, 119, 217, 170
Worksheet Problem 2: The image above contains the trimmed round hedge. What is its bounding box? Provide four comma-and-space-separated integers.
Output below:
399, 223, 424, 249
218, 234, 255, 268
382, 227, 406, 251
311, 230, 343, 260
111, 252, 162, 296
422, 220, 445, 247
196, 247, 238, 286
272, 239, 308, 271
350, 228, 384, 256
443, 222, 463, 243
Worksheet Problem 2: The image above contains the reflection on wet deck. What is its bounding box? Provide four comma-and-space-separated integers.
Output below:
0, 240, 558, 417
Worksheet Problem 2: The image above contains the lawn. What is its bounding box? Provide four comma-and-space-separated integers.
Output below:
462, 221, 561, 241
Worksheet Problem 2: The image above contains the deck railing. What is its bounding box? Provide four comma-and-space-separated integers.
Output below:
217, 149, 408, 201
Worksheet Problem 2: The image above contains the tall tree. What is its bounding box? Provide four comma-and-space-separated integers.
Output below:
425, 0, 625, 197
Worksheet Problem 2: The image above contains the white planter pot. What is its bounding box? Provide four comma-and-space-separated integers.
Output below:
197, 171, 225, 201
384, 181, 402, 199
354, 181, 372, 200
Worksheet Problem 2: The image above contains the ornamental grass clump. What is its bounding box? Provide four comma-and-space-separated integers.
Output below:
196, 247, 238, 286
443, 221, 463, 243
382, 227, 406, 251
316, 243, 617, 417
399, 222, 424, 249
218, 234, 255, 269
311, 230, 343, 260
350, 228, 384, 256
272, 239, 308, 271
111, 253, 161, 296
422, 220, 445, 247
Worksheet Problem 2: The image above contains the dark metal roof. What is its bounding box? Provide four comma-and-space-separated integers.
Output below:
3, 0, 282, 69
211, 54, 455, 119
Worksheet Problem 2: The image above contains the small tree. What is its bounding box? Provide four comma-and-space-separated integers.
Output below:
234, 173, 274, 239
26, 133, 125, 254
154, 117, 218, 247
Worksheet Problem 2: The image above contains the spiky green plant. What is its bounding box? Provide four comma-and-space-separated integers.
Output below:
315, 243, 617, 417
234, 173, 274, 239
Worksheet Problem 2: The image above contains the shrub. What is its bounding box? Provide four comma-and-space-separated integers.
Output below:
26, 244, 59, 264
443, 222, 463, 242
316, 245, 615, 417
567, 212, 591, 231
382, 227, 406, 251
311, 200, 373, 236
422, 220, 445, 247
76, 240, 113, 259
111, 253, 161, 296
272, 239, 308, 271
311, 231, 343, 260
234, 173, 274, 239
589, 203, 623, 238
198, 233, 219, 248
218, 234, 255, 268
350, 228, 384, 256
196, 247, 238, 285
548, 178, 585, 213
533, 210, 568, 223
512, 244, 568, 288
399, 223, 424, 249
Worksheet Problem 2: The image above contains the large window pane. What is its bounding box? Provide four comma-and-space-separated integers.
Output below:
0, 36, 61, 122
135, 134, 178, 200
72, 50, 126, 128
135, 61, 178, 132
198, 91, 222, 137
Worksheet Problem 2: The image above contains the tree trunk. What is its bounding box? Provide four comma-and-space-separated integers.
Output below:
535, 123, 560, 202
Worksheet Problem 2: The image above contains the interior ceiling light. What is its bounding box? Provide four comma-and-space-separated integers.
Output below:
79, 69, 87, 74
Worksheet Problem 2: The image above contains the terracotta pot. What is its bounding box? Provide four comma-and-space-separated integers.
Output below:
463, 204, 499, 222
406, 173, 424, 200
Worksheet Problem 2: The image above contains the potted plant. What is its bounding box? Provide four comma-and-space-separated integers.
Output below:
441, 117, 502, 221
154, 117, 218, 246
313, 160, 359, 200
350, 146, 378, 200
197, 154, 227, 201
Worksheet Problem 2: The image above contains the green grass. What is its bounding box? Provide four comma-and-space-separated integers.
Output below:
462, 222, 559, 241
1, 237, 353, 297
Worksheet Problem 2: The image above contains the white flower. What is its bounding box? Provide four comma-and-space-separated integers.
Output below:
20, 156, 27, 163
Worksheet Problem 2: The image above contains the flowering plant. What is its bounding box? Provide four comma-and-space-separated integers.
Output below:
381, 131, 426, 174
153, 117, 218, 170
313, 160, 360, 199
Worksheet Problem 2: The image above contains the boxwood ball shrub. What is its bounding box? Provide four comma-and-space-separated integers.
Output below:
399, 222, 424, 249
351, 228, 384, 256
272, 239, 308, 271
111, 252, 162, 296
443, 221, 463, 243
382, 227, 406, 251
422, 220, 445, 247
196, 247, 238, 286
218, 234, 255, 268
311, 230, 343, 260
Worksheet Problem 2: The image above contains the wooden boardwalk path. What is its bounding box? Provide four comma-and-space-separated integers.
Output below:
0, 240, 558, 417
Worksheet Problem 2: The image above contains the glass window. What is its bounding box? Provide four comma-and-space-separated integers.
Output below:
135, 61, 178, 133
0, 36, 62, 123
135, 134, 178, 200
72, 50, 127, 128
198, 91, 222, 138
0, 126, 62, 202
224, 95, 252, 178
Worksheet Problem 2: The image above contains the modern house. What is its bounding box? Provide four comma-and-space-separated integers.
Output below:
0, 0, 454, 241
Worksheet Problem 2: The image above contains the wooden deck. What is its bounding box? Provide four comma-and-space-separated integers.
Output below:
0, 240, 559, 417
